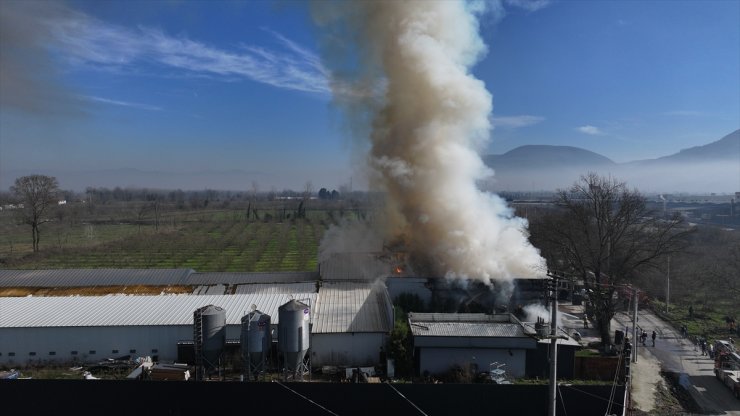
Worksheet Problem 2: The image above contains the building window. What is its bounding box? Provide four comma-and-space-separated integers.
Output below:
151, 349, 158, 353
112, 349, 119, 354
129, 349, 136, 354
8, 352, 15, 357
71, 351, 78, 355
49, 351, 56, 356
29, 352, 36, 356
89, 350, 96, 355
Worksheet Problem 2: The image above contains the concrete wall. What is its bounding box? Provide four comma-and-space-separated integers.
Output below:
311, 333, 386, 367
574, 356, 621, 381
418, 347, 527, 378
1, 379, 626, 416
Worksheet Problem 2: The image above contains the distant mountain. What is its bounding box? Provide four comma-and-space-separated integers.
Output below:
483, 145, 615, 169
654, 129, 740, 162
483, 129, 740, 193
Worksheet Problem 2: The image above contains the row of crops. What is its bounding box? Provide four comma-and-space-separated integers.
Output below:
2, 217, 327, 272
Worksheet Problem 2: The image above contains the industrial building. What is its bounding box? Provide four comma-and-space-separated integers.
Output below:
408, 312, 538, 378
0, 267, 578, 381
0, 269, 397, 370
407, 312, 581, 379
311, 281, 394, 367
0, 291, 316, 366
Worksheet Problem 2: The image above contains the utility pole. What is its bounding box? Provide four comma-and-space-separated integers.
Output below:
546, 271, 560, 416
665, 256, 670, 314
632, 286, 639, 364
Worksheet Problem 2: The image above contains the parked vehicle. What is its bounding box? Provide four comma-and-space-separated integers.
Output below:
714, 340, 740, 399
0, 369, 20, 380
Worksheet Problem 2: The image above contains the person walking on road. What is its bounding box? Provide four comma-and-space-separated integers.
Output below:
701, 339, 707, 356
651, 330, 657, 347
641, 330, 647, 346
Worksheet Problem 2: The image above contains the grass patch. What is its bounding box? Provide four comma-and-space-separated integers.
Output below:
650, 299, 738, 343
575, 349, 601, 357
1, 207, 329, 272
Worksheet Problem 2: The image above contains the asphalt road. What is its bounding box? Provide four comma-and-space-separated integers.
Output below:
614, 309, 740, 415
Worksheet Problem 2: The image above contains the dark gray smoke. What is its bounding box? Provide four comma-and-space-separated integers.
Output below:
0, 2, 84, 115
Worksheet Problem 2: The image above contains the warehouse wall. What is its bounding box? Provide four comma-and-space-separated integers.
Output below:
311, 333, 386, 367
0, 325, 207, 365
0, 324, 248, 366
418, 347, 527, 378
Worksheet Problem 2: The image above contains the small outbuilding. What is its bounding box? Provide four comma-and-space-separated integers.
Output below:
408, 313, 538, 379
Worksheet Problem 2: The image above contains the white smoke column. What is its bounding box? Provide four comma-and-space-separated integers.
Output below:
313, 0, 545, 281
523, 303, 562, 327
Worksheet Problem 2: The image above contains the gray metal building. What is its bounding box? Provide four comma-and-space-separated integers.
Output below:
408, 313, 538, 378
311, 281, 394, 367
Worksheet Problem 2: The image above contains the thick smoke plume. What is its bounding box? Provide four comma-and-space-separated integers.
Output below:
313, 1, 545, 281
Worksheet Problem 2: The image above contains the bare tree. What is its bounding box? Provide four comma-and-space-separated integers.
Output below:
706, 233, 740, 297
530, 173, 691, 346
303, 180, 314, 200
11, 174, 60, 252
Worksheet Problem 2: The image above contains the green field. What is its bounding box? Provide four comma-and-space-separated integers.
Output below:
650, 299, 738, 344
0, 205, 345, 271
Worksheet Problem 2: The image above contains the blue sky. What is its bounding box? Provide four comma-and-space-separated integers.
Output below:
1, 0, 738, 191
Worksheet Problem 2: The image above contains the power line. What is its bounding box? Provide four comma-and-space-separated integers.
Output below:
605, 347, 625, 415
557, 384, 569, 416
385, 382, 429, 416
563, 385, 626, 408
274, 381, 340, 416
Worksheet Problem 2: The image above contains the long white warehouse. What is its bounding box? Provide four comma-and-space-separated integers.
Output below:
0, 291, 317, 365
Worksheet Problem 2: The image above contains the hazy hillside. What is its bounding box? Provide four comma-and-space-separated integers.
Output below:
655, 129, 740, 162
483, 145, 615, 168
2, 131, 737, 194
484, 129, 740, 193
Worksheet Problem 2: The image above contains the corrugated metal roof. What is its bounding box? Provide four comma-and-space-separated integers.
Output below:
0, 291, 317, 328
186, 272, 318, 285
312, 281, 394, 334
0, 269, 319, 288
409, 322, 525, 338
319, 253, 394, 280
0, 269, 194, 287
233, 283, 316, 294
191, 283, 316, 295
408, 313, 532, 338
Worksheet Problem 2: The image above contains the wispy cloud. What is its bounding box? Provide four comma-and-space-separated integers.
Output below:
84, 95, 162, 111
483, 0, 552, 24
492, 115, 545, 128
504, 0, 552, 12
662, 110, 704, 117
46, 8, 330, 95
576, 125, 605, 136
